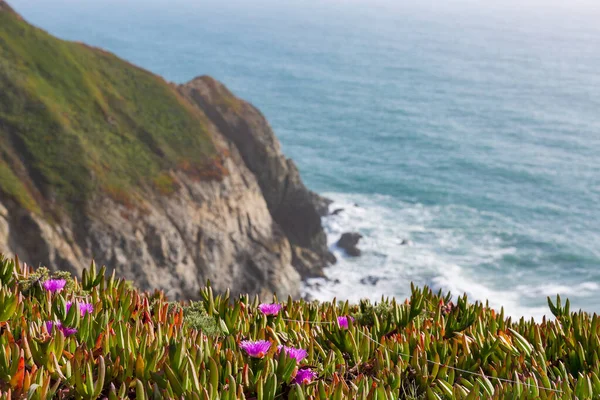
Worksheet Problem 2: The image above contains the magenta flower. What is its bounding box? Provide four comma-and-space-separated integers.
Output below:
337, 316, 355, 329
258, 303, 282, 316
293, 368, 317, 384
45, 320, 57, 333
277, 345, 308, 362
43, 279, 66, 293
61, 326, 78, 336
66, 301, 94, 316
240, 340, 272, 358
45, 321, 77, 337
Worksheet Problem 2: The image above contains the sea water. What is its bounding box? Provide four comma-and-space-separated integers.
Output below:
12, 0, 600, 319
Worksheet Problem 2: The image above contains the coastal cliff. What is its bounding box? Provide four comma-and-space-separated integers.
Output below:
0, 0, 333, 299
179, 77, 336, 278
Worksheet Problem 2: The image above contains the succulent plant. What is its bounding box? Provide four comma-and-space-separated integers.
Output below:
0, 253, 596, 399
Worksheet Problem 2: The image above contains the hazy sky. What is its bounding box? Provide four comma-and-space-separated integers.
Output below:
12, 0, 600, 13
10, 0, 600, 36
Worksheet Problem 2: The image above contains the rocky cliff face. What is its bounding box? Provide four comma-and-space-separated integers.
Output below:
0, 113, 306, 299
179, 77, 336, 278
0, 1, 333, 299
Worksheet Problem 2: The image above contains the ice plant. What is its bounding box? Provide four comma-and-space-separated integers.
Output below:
337, 316, 355, 329
439, 299, 455, 315
67, 301, 94, 316
45, 321, 77, 337
7, 252, 600, 397
293, 368, 317, 385
258, 303, 282, 316
240, 340, 272, 358
278, 345, 308, 362
43, 279, 66, 293
45, 320, 57, 333
61, 326, 78, 336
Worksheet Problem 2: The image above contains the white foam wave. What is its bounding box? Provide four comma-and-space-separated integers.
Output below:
302, 192, 587, 321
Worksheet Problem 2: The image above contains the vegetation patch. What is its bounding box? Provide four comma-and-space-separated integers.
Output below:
178, 152, 230, 183
0, 160, 39, 213
201, 76, 243, 114
0, 9, 217, 215
152, 172, 179, 196
103, 184, 137, 209
0, 254, 598, 399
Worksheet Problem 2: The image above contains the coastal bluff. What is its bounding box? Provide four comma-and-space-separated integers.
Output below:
0, 0, 334, 299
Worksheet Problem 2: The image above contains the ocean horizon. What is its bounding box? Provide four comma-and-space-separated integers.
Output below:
13, 0, 600, 319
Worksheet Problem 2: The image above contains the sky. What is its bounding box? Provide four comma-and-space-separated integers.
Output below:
11, 0, 600, 13
10, 0, 600, 33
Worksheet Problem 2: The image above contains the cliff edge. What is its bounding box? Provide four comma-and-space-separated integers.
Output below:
179, 77, 336, 278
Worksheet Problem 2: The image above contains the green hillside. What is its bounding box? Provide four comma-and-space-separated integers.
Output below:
0, 3, 219, 215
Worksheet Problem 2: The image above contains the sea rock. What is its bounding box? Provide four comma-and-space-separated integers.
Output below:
337, 232, 363, 257
360, 276, 380, 286
331, 208, 344, 216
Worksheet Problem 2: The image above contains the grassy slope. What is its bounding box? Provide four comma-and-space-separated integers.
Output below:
0, 4, 217, 214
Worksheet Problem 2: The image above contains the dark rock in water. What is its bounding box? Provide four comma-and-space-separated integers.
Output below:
400, 239, 410, 245
326, 251, 337, 264
337, 232, 363, 257
333, 278, 341, 285
360, 276, 380, 286
331, 208, 344, 216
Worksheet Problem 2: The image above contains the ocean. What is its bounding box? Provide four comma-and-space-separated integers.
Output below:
12, 0, 600, 319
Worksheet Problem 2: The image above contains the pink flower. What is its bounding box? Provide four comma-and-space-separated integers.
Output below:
337, 316, 355, 329
293, 368, 317, 384
45, 320, 57, 333
277, 345, 308, 362
43, 279, 66, 293
61, 326, 78, 336
258, 303, 282, 316
240, 340, 271, 358
66, 301, 94, 317
45, 321, 77, 337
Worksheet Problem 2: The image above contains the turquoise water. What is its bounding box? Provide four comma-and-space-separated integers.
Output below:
13, 0, 600, 318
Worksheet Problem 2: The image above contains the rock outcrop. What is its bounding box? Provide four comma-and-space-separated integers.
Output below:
337, 232, 363, 257
0, 128, 301, 299
0, 0, 15, 13
0, 3, 333, 299
179, 77, 336, 275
